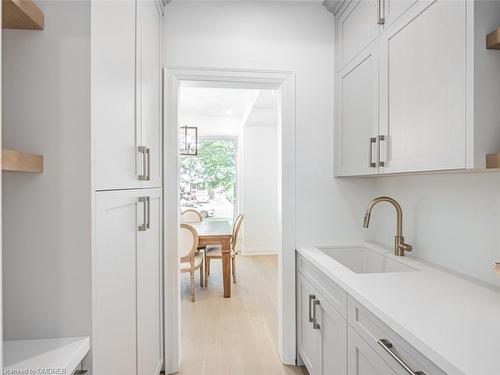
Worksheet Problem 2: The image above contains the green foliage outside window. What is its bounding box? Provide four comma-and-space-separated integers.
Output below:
180, 139, 236, 203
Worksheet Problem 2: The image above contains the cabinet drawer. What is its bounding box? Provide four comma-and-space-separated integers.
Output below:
297, 254, 347, 319
348, 326, 397, 375
348, 296, 446, 375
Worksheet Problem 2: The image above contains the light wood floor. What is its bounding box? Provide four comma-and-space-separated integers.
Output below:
179, 255, 307, 375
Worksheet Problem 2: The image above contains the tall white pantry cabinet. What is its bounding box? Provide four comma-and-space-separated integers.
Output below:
92, 1, 164, 375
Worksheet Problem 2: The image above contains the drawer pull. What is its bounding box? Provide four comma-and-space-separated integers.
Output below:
377, 339, 425, 375
312, 300, 320, 329
308, 294, 315, 322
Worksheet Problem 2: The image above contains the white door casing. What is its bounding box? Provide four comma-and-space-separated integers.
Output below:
164, 67, 296, 373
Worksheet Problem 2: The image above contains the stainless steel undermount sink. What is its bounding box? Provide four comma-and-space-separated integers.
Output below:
317, 247, 417, 274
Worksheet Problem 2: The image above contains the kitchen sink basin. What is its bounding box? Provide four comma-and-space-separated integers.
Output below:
317, 247, 417, 274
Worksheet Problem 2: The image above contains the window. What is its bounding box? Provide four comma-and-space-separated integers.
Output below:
180, 138, 237, 221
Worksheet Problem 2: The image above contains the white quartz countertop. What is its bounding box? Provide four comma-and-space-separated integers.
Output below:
296, 243, 500, 375
3, 336, 90, 374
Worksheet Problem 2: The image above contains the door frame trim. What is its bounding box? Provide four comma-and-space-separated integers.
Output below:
163, 67, 296, 373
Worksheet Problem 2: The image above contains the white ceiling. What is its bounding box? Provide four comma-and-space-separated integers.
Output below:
179, 87, 278, 136
180, 87, 258, 118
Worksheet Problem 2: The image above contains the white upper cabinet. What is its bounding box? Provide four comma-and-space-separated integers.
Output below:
336, 0, 380, 71
334, 0, 500, 176
137, 0, 163, 188
93, 0, 162, 190
335, 40, 379, 176
92, 0, 139, 190
383, 0, 417, 27
379, 0, 466, 173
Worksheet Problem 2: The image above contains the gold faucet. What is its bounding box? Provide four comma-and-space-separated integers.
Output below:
363, 196, 413, 257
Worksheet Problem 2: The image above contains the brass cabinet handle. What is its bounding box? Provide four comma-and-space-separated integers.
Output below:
377, 0, 385, 25
138, 196, 149, 231
138, 146, 151, 181
146, 196, 151, 229
312, 300, 320, 329
378, 135, 386, 167
145, 147, 151, 181
138, 146, 147, 181
378, 339, 425, 375
369, 137, 377, 168
308, 294, 315, 322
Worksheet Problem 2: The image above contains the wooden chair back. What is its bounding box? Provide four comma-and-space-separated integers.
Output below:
179, 223, 199, 263
231, 214, 244, 252
181, 209, 203, 223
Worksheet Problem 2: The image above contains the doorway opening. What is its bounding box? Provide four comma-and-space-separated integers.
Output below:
164, 68, 296, 374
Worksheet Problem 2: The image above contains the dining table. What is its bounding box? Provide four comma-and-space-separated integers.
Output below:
189, 220, 233, 298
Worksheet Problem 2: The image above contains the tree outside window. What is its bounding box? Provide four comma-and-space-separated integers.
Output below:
180, 139, 236, 220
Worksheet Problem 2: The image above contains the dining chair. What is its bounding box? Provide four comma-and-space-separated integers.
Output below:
180, 209, 203, 223
204, 214, 244, 286
179, 223, 204, 302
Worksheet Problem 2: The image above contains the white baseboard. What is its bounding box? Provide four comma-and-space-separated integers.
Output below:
242, 249, 278, 256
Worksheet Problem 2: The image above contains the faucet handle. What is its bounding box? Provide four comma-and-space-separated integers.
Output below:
400, 241, 413, 253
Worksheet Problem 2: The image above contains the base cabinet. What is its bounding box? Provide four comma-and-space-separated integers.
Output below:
94, 189, 163, 375
297, 274, 347, 375
297, 275, 322, 374
319, 293, 348, 375
348, 327, 396, 375
137, 191, 163, 375
297, 253, 444, 375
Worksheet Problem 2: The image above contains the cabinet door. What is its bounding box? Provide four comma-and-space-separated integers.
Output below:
137, 189, 163, 375
335, 40, 379, 176
297, 274, 322, 375
92, 0, 141, 190
348, 327, 397, 375
383, 0, 418, 27
137, 0, 162, 188
316, 294, 348, 375
336, 0, 379, 71
379, 0, 466, 173
94, 190, 142, 375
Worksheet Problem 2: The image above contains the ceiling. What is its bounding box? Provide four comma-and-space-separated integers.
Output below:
180, 87, 258, 118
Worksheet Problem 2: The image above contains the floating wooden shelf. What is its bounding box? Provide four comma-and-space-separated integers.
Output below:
486, 154, 500, 169
2, 149, 43, 173
486, 28, 500, 49
2, 0, 44, 30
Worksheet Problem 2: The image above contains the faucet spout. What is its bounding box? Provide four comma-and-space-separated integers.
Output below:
362, 212, 371, 228
362, 196, 412, 256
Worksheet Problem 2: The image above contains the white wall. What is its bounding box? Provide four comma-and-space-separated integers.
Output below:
2, 0, 91, 339
165, 1, 372, 248
242, 123, 279, 255
367, 172, 500, 287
